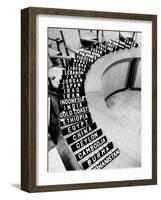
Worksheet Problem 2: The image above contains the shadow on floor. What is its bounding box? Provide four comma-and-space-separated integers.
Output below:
10, 183, 20, 190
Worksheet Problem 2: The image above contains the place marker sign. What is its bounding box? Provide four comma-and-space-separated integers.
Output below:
59, 106, 89, 119
59, 77, 84, 85
91, 148, 120, 170
66, 122, 97, 145
75, 136, 107, 161
71, 129, 103, 152
62, 119, 93, 136
59, 87, 85, 95
59, 82, 84, 89
59, 96, 86, 106
59, 101, 88, 113
81, 142, 114, 169
60, 112, 92, 126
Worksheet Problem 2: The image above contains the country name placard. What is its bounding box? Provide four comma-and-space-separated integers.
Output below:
71, 129, 103, 152
59, 82, 84, 89
59, 101, 88, 112
65, 68, 87, 73
91, 148, 120, 170
61, 74, 85, 80
66, 122, 97, 144
62, 119, 93, 135
59, 92, 84, 100
75, 56, 93, 63
60, 76, 85, 83
66, 64, 90, 70
59, 87, 85, 95
81, 142, 114, 169
60, 112, 92, 126
67, 65, 90, 70
60, 77, 84, 85
66, 64, 90, 69
75, 136, 107, 161
71, 59, 88, 64
59, 96, 86, 106
59, 106, 89, 119
62, 70, 84, 76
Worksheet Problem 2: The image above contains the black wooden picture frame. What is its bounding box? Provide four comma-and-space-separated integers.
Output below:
21, 7, 157, 192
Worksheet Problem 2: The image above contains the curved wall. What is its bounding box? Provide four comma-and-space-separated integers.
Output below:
133, 59, 141, 88
101, 57, 141, 100
102, 60, 131, 100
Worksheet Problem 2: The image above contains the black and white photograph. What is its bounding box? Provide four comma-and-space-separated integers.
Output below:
47, 28, 141, 172
20, 7, 157, 192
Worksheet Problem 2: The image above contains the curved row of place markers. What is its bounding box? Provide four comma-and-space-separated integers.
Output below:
58, 38, 138, 170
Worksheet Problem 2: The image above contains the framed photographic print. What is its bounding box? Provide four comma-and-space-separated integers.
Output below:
21, 7, 157, 192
